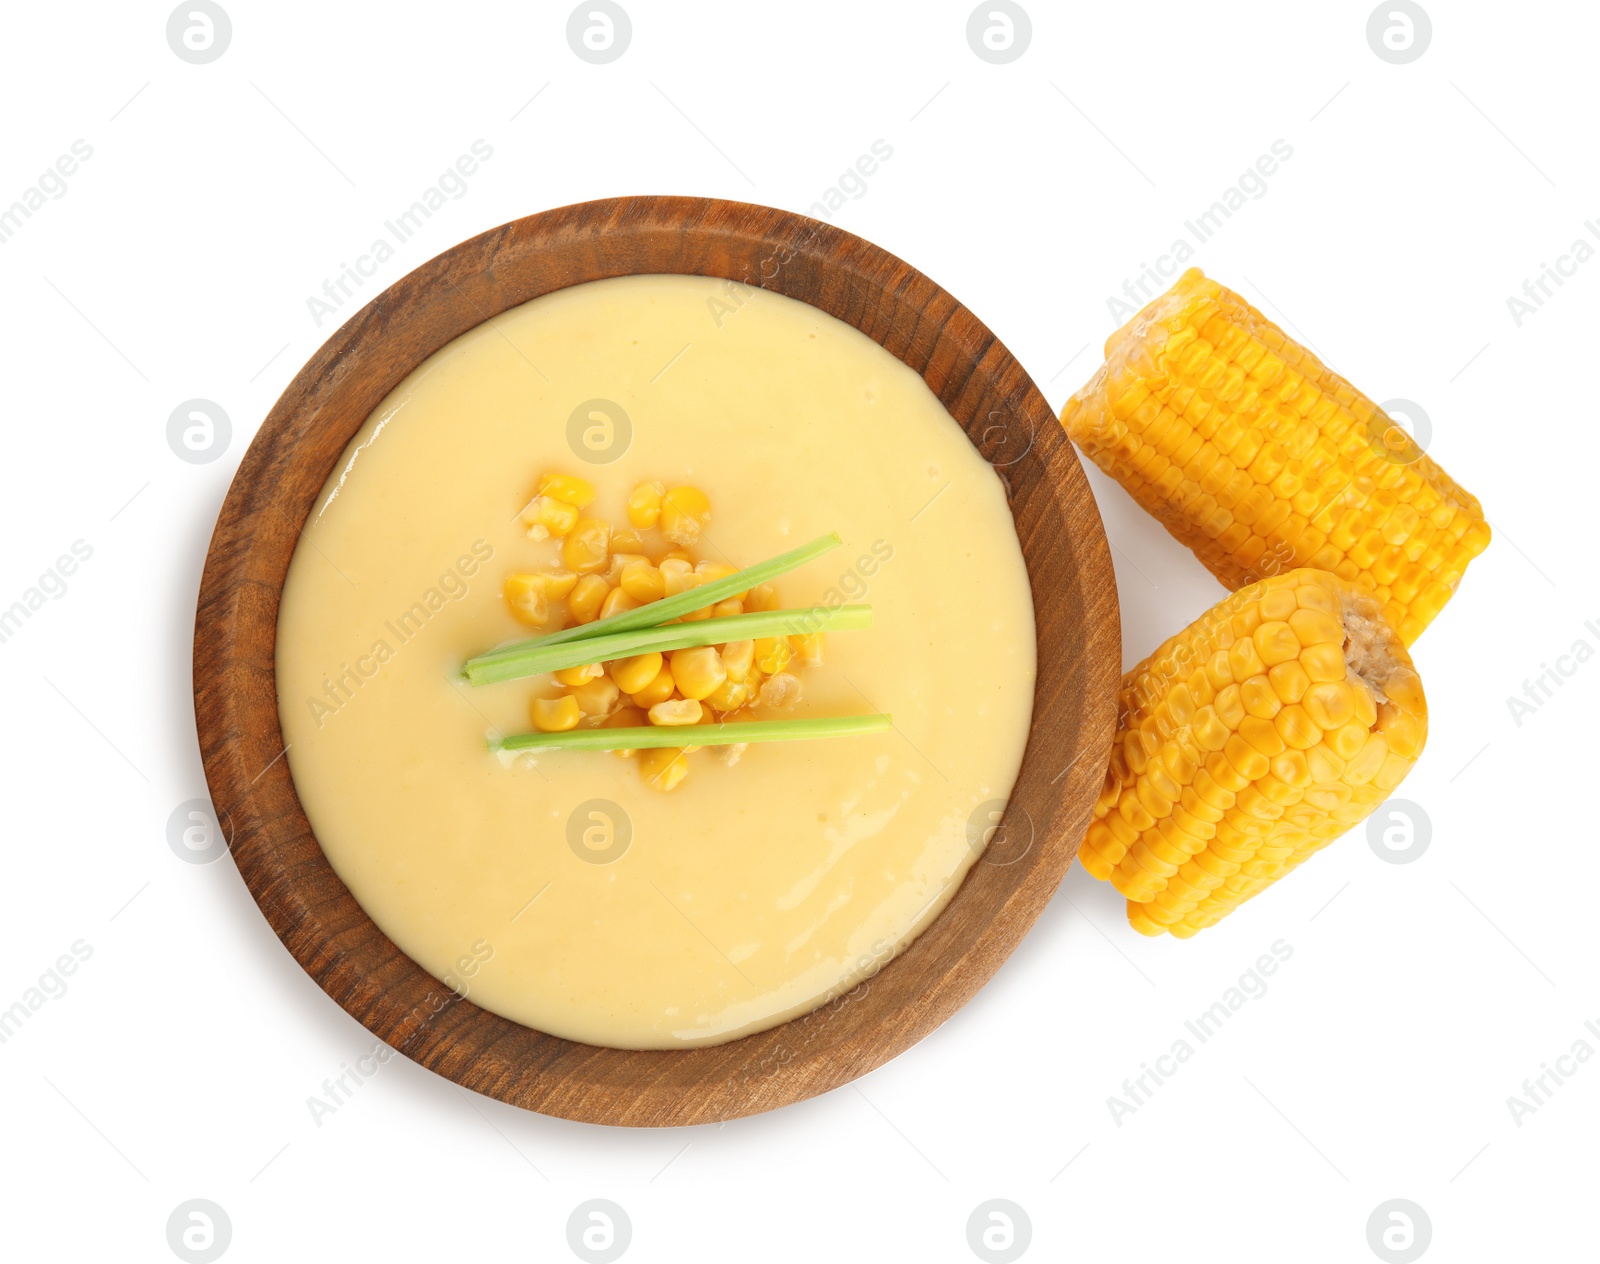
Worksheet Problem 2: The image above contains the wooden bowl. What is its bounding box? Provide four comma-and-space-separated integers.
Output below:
194, 196, 1119, 1126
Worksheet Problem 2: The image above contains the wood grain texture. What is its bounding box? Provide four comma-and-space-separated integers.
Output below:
193, 196, 1120, 1126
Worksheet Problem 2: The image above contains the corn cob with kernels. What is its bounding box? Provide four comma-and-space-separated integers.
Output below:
1064, 269, 1489, 644
1079, 568, 1427, 937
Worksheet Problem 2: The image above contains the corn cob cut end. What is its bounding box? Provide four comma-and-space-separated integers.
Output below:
1063, 268, 1489, 644
1078, 568, 1427, 938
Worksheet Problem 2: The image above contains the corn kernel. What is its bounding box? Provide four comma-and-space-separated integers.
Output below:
1238, 716, 1285, 759
605, 551, 650, 585
1253, 621, 1301, 667
1229, 636, 1267, 679
1192, 707, 1230, 751
704, 677, 750, 712
1288, 608, 1343, 646
1343, 734, 1388, 784
660, 558, 695, 596
754, 636, 793, 675
562, 518, 612, 574
608, 651, 663, 695
670, 645, 727, 700
1300, 642, 1347, 683
1380, 709, 1426, 760
1266, 659, 1311, 704
712, 598, 744, 618
541, 571, 578, 599
1258, 587, 1298, 621
791, 633, 825, 667
721, 640, 755, 681
1329, 721, 1369, 761
599, 585, 640, 620
695, 561, 742, 593
1302, 681, 1356, 730
531, 695, 581, 732
627, 481, 664, 529
620, 561, 666, 603
1294, 581, 1340, 615
504, 573, 574, 627
758, 673, 802, 709
630, 664, 677, 708
745, 583, 779, 612
639, 746, 689, 791
648, 698, 703, 726
567, 574, 609, 624
1240, 676, 1282, 719
519, 495, 579, 540
1273, 704, 1322, 751
571, 676, 621, 717
661, 486, 711, 545
537, 473, 596, 508
554, 663, 602, 686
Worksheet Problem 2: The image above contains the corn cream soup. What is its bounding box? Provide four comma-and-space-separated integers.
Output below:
276, 274, 1036, 1048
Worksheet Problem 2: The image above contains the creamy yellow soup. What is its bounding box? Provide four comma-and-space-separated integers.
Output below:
276, 274, 1036, 1049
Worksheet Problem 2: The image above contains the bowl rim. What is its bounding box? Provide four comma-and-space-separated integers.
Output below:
193, 194, 1120, 1126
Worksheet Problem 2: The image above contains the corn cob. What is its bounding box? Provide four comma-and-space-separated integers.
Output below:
1079, 568, 1427, 938
1064, 269, 1489, 644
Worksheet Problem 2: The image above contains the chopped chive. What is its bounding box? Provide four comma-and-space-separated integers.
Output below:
466, 531, 843, 674
492, 714, 892, 753
463, 605, 871, 686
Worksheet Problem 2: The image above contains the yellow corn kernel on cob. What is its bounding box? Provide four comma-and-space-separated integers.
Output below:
1079, 568, 1427, 938
1063, 269, 1489, 644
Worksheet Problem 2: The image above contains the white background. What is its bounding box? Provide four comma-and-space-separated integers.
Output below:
1, 1, 1593, 1261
